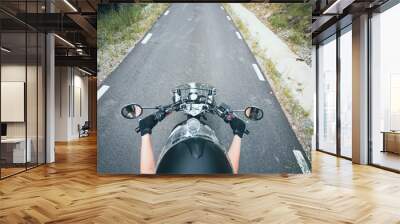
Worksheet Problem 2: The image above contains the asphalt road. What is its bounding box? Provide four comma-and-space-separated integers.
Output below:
98, 3, 311, 174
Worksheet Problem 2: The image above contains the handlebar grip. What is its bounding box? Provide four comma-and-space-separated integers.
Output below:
155, 110, 167, 122
135, 126, 140, 133
244, 129, 250, 135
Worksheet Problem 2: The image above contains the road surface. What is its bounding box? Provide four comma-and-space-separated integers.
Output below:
98, 3, 311, 174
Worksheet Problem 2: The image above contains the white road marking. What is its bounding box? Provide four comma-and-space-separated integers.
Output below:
252, 64, 265, 81
164, 10, 170, 16
226, 16, 231, 21
141, 33, 152, 44
235, 31, 242, 40
97, 85, 109, 100
220, 6, 224, 10
293, 150, 310, 174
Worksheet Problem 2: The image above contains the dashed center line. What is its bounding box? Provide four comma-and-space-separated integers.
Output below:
252, 64, 265, 81
226, 16, 231, 21
164, 10, 170, 16
141, 33, 152, 44
293, 150, 310, 174
235, 31, 242, 40
97, 85, 109, 100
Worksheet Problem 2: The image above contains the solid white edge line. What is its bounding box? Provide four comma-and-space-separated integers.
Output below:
164, 10, 170, 16
141, 33, 152, 44
97, 85, 110, 100
226, 16, 231, 21
293, 150, 310, 174
252, 64, 265, 81
235, 31, 242, 40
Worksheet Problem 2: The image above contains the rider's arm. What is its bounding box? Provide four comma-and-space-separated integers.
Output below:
228, 135, 241, 174
138, 114, 160, 174
140, 134, 156, 174
227, 117, 246, 174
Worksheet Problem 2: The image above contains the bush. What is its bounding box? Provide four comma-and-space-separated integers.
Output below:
268, 14, 287, 29
288, 32, 303, 46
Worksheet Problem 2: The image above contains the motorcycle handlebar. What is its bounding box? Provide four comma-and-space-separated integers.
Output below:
135, 102, 250, 135
136, 125, 250, 135
152, 101, 245, 123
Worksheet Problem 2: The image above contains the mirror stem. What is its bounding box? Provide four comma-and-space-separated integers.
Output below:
141, 107, 157, 109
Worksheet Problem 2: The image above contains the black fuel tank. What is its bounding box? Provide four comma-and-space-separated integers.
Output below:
156, 137, 233, 174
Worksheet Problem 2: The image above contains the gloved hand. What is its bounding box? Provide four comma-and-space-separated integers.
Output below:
139, 114, 158, 136
229, 117, 246, 138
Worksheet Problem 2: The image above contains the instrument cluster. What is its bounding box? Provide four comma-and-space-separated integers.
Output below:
172, 82, 216, 117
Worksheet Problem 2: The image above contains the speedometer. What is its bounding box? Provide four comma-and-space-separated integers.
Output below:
189, 93, 198, 101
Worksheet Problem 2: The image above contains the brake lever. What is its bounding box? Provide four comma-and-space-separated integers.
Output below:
244, 129, 250, 135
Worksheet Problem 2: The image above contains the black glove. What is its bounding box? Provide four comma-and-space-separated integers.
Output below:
139, 114, 158, 136
229, 117, 246, 138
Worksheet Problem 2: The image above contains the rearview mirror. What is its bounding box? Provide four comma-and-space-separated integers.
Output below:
121, 104, 143, 119
244, 106, 263, 121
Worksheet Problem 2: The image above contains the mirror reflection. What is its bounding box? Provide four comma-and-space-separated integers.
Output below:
121, 104, 143, 119
244, 107, 264, 121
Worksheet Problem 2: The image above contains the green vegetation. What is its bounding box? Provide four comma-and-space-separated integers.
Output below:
97, 4, 168, 82
98, 4, 144, 49
267, 4, 311, 47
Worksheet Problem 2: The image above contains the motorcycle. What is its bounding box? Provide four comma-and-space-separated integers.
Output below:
121, 82, 264, 174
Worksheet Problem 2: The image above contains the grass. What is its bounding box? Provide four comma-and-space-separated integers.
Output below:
243, 3, 312, 65
266, 4, 311, 47
98, 5, 143, 49
97, 4, 169, 82
224, 4, 313, 159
